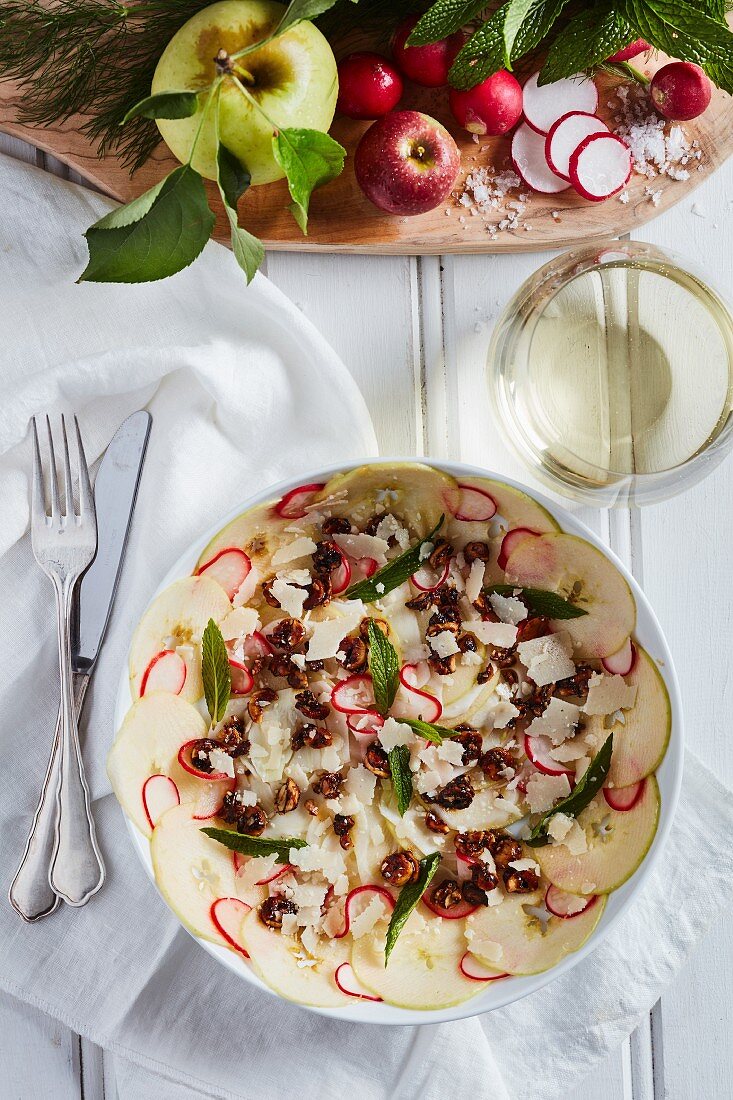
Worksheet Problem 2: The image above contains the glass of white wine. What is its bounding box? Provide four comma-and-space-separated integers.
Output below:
489, 240, 733, 506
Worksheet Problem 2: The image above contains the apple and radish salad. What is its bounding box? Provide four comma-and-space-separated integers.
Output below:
108, 463, 670, 1010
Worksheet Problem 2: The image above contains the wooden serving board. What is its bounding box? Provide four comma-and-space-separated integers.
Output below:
2, 49, 732, 254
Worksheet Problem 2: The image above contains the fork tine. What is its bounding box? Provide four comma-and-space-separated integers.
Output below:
74, 416, 95, 520
60, 415, 74, 518
30, 417, 46, 522
45, 416, 61, 522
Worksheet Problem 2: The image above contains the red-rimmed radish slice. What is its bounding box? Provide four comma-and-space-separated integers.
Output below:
512, 123, 571, 194
331, 549, 352, 595
456, 852, 478, 881
210, 897, 251, 957
459, 952, 509, 982
400, 661, 431, 690
334, 962, 383, 1002
177, 739, 231, 781
604, 779, 646, 811
411, 558, 450, 592
545, 885, 597, 919
545, 111, 609, 181
523, 71, 598, 135
142, 775, 180, 830
274, 482, 325, 520
354, 556, 378, 580
192, 778, 235, 820
497, 527, 540, 571
454, 483, 497, 522
524, 734, 574, 778
397, 664, 442, 722
569, 132, 632, 201
331, 674, 375, 715
347, 710, 385, 737
255, 863, 294, 885
243, 631, 273, 659
422, 888, 478, 920
139, 650, 187, 697
229, 659, 254, 695
608, 38, 649, 62
196, 547, 251, 599
335, 885, 395, 939
602, 638, 637, 676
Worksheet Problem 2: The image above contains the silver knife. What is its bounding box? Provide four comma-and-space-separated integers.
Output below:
9, 410, 151, 922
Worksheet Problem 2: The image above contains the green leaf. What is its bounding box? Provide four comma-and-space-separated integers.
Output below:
277, 0, 342, 35
485, 584, 589, 620
526, 735, 614, 847
201, 827, 306, 863
216, 142, 265, 284
385, 852, 442, 964
122, 90, 200, 123
503, 0, 540, 67
388, 745, 413, 817
271, 127, 346, 234
511, 0, 571, 56
367, 620, 400, 715
345, 516, 445, 603
407, 0, 488, 45
401, 718, 447, 745
201, 618, 232, 724
449, 7, 506, 89
620, 0, 733, 91
540, 4, 635, 84
80, 165, 215, 283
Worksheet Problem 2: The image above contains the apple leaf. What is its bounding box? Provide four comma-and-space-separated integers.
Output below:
80, 164, 215, 283
277, 0, 342, 36
122, 90, 201, 123
407, 0, 488, 45
216, 142, 265, 284
271, 127, 346, 234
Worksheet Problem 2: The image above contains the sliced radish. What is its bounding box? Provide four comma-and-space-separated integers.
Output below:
604, 779, 646, 811
331, 674, 375, 715
569, 132, 632, 202
397, 663, 442, 723
459, 952, 509, 982
331, 549, 352, 595
274, 482, 325, 520
353, 556, 378, 580
512, 123, 571, 194
411, 558, 450, 593
347, 710, 385, 737
454, 483, 497, 522
545, 111, 609, 181
400, 661, 431, 690
545, 885, 597, 919
422, 888, 478, 920
334, 962, 383, 1001
256, 863, 294, 886
602, 638, 637, 676
196, 547, 251, 599
524, 733, 574, 778
335, 885, 395, 939
192, 778, 235, 820
177, 740, 231, 781
243, 631, 273, 659
456, 852, 477, 882
142, 774, 180, 830
139, 650, 187, 697
497, 527, 539, 571
210, 897, 251, 957
523, 71, 598, 135
229, 659, 254, 695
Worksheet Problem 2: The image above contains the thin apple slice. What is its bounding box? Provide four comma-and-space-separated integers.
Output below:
313, 462, 460, 537
467, 885, 605, 975
142, 775, 181, 830
335, 962, 383, 1001
240, 909, 352, 1007
459, 952, 509, 981
210, 897, 252, 957
534, 776, 660, 894
505, 532, 636, 658
129, 575, 231, 702
593, 646, 671, 787
334, 885, 395, 939
350, 911, 483, 1009
195, 500, 288, 580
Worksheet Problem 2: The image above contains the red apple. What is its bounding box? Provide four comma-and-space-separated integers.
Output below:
449, 70, 523, 136
355, 110, 461, 215
337, 52, 403, 119
392, 15, 464, 87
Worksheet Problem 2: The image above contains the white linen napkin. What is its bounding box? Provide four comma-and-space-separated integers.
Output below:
0, 152, 731, 1100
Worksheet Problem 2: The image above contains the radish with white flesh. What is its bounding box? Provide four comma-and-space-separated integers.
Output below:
454, 483, 497, 522
569, 132, 632, 202
602, 637, 636, 676
197, 547, 251, 599
524, 733, 574, 778
335, 885, 395, 938
592, 646, 670, 787
604, 779, 645, 811
210, 897, 251, 957
229, 659, 253, 695
335, 962, 383, 1001
512, 123, 571, 194
459, 952, 509, 982
497, 527, 539, 571
177, 740, 232, 781
244, 631, 272, 659
330, 549, 352, 594
393, 663, 442, 722
545, 111, 609, 180
142, 775, 180, 830
139, 650, 187, 697
523, 72, 598, 134
411, 558, 450, 592
347, 710, 385, 737
274, 482, 325, 519
544, 885, 597, 919
331, 674, 376, 714
191, 778, 234, 820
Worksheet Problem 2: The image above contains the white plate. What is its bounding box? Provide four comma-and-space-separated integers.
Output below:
114, 458, 683, 1024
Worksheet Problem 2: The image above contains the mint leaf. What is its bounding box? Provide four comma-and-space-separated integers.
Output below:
271, 127, 346, 234
408, 0, 488, 45
620, 0, 733, 91
503, 0, 540, 66
345, 516, 445, 603
122, 90, 200, 123
540, 4, 634, 83
277, 0, 341, 34
80, 165, 215, 283
367, 620, 400, 715
388, 746, 413, 817
485, 584, 589, 620
201, 828, 306, 863
385, 852, 441, 964
216, 142, 265, 284
512, 0, 571, 56
448, 7, 506, 89
401, 717, 448, 745
201, 618, 231, 724
526, 735, 614, 847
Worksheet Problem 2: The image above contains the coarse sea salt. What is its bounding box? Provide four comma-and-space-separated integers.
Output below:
609, 84, 702, 201
452, 167, 531, 239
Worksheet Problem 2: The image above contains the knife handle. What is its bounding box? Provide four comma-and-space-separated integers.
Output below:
9, 673, 89, 922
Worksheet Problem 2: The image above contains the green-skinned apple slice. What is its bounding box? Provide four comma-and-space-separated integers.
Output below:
590, 647, 671, 787
467, 885, 605, 975
350, 911, 482, 1009
195, 501, 291, 579
505, 532, 636, 658
313, 462, 460, 536
129, 576, 231, 702
534, 775, 660, 894
240, 909, 352, 1007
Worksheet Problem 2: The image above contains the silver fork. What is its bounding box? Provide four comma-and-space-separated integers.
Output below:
30, 415, 105, 906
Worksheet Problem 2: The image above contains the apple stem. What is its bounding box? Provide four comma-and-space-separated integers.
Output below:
214, 48, 234, 76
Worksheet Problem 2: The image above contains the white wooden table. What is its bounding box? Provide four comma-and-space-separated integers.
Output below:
1, 130, 731, 1100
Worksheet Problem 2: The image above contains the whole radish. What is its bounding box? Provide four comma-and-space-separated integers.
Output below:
449, 71, 523, 136
651, 62, 712, 120
607, 39, 650, 62
337, 52, 403, 119
392, 14, 464, 87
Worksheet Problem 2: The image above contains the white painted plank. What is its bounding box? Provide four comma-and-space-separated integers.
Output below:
0, 991, 79, 1098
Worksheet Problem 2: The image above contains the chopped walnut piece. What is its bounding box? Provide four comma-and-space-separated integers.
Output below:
487, 831, 523, 870
322, 516, 351, 535
431, 879, 462, 909
427, 538, 453, 572
258, 896, 298, 929
219, 717, 250, 759
405, 591, 434, 612
303, 576, 331, 610
295, 689, 330, 721
339, 635, 368, 673
463, 541, 491, 563
477, 662, 497, 684
333, 813, 355, 850
461, 880, 491, 907
425, 810, 450, 834
555, 664, 594, 699
248, 688, 277, 723
451, 726, 481, 764
426, 619, 459, 639
517, 616, 550, 641
363, 740, 390, 778
261, 579, 282, 608
190, 737, 219, 774
364, 512, 387, 535
471, 861, 499, 892
291, 723, 333, 750
286, 665, 309, 690
304, 799, 319, 817
312, 540, 343, 575
269, 617, 306, 653
480, 747, 515, 781
312, 771, 343, 799
269, 654, 293, 678
504, 867, 539, 893
236, 805, 268, 836
455, 831, 493, 860
428, 653, 457, 676
274, 777, 300, 813
380, 850, 419, 886
457, 631, 478, 653
434, 774, 474, 809
359, 616, 389, 641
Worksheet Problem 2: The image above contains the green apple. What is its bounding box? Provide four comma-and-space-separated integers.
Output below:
152, 0, 338, 184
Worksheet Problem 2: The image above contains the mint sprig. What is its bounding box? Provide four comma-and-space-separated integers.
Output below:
346, 516, 445, 603
367, 620, 400, 715
385, 852, 441, 965
407, 0, 488, 45
540, 3, 634, 83
485, 584, 589, 620
202, 827, 306, 863
526, 734, 614, 847
201, 618, 231, 725
388, 745, 413, 817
